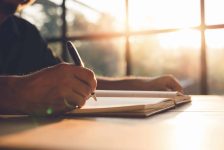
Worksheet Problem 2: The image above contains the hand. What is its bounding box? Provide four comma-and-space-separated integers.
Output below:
4, 63, 97, 116
143, 75, 183, 93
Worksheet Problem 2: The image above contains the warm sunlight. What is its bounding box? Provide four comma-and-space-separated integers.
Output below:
169, 113, 208, 150
158, 29, 201, 49
24, 0, 224, 49
76, 0, 224, 49
206, 29, 224, 49
205, 0, 224, 25
128, 0, 201, 49
128, 0, 200, 30
73, 0, 202, 48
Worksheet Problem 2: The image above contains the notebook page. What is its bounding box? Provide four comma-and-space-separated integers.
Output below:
83, 97, 171, 108
95, 90, 182, 98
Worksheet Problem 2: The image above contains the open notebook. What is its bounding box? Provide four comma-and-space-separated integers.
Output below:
67, 90, 191, 117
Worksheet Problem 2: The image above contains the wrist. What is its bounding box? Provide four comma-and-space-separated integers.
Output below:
0, 76, 25, 114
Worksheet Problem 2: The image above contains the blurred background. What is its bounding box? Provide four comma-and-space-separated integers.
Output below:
19, 0, 224, 95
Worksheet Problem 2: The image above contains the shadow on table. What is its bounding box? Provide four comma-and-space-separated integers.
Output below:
0, 147, 65, 150
0, 115, 63, 136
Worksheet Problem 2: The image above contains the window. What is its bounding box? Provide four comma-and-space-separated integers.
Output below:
22, 0, 63, 38
206, 29, 224, 94
71, 38, 126, 77
21, 0, 224, 94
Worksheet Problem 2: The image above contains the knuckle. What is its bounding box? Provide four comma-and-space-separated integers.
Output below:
79, 99, 86, 107
92, 78, 97, 89
87, 70, 97, 88
164, 74, 175, 80
86, 69, 95, 80
166, 74, 174, 78
75, 96, 86, 108
56, 63, 69, 71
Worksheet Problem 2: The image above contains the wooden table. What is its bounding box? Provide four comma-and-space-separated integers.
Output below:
0, 95, 224, 150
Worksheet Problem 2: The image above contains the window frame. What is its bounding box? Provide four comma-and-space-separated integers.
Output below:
45, 0, 224, 94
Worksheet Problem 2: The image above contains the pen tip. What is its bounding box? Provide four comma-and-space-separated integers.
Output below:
91, 94, 97, 101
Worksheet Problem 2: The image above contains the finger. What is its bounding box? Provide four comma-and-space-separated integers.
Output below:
65, 90, 87, 108
69, 77, 93, 98
74, 74, 97, 93
69, 65, 93, 80
47, 89, 86, 113
167, 78, 183, 92
70, 66, 97, 91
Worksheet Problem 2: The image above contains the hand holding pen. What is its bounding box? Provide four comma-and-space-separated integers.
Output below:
66, 41, 97, 101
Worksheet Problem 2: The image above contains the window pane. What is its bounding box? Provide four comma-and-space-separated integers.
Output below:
48, 42, 63, 59
21, 0, 62, 38
205, 0, 224, 25
130, 31, 201, 94
129, 0, 200, 31
67, 0, 125, 36
206, 29, 224, 94
69, 38, 126, 77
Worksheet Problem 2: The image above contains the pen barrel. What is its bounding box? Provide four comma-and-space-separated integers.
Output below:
66, 41, 84, 67
66, 41, 97, 101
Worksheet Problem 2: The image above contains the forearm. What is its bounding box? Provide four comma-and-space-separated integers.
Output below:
96, 75, 183, 92
97, 76, 152, 91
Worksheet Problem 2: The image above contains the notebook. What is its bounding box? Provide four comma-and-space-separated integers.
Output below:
67, 90, 191, 117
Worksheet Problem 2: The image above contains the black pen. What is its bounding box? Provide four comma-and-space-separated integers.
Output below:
66, 41, 97, 101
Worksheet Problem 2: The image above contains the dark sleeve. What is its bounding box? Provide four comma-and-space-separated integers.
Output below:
14, 17, 61, 74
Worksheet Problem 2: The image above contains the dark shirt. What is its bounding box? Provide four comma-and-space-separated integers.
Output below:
0, 15, 60, 75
